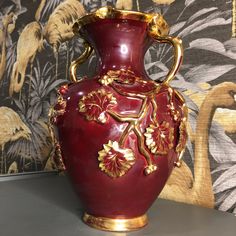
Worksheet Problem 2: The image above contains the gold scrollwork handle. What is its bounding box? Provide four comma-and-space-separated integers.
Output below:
69, 41, 93, 82
151, 35, 183, 85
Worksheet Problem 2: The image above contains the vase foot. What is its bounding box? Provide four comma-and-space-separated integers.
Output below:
83, 212, 148, 232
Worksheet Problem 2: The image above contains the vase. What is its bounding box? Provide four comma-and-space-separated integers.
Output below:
49, 6, 187, 232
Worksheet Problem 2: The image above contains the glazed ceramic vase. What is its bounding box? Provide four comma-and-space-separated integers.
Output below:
49, 6, 187, 232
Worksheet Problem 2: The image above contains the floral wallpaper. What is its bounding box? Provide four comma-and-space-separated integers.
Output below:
0, 0, 236, 213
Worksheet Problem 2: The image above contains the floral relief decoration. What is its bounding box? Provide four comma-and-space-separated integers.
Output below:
79, 89, 117, 123
79, 68, 181, 178
98, 140, 135, 178
176, 120, 187, 154
144, 121, 174, 155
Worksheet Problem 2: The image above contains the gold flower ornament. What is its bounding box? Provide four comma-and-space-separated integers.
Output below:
98, 141, 135, 178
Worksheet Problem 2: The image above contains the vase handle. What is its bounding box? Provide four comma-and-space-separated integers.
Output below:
70, 42, 93, 82
150, 34, 183, 85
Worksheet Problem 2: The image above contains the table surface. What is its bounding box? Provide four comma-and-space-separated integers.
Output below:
0, 174, 235, 236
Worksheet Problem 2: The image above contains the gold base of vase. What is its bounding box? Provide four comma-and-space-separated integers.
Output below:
83, 212, 148, 232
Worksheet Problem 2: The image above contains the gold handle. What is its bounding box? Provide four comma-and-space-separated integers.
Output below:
151, 35, 183, 85
69, 41, 93, 82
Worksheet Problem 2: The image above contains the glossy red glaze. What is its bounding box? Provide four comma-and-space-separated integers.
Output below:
53, 18, 186, 219
81, 18, 153, 77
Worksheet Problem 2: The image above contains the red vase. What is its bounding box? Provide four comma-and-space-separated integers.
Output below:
49, 6, 187, 232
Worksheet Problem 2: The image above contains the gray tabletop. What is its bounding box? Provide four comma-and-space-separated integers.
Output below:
0, 174, 235, 236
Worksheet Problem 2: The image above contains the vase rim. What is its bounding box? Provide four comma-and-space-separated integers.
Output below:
73, 6, 170, 37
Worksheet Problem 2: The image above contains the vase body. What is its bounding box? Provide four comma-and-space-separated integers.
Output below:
50, 7, 187, 232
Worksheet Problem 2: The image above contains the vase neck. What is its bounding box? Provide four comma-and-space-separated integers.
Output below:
82, 19, 152, 76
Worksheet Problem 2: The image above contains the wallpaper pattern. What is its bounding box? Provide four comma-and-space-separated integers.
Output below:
0, 0, 236, 213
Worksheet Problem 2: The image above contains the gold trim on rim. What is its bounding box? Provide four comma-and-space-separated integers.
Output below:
73, 6, 169, 37
83, 212, 148, 232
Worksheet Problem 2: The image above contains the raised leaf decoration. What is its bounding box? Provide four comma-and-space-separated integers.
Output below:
79, 89, 117, 124
98, 141, 135, 178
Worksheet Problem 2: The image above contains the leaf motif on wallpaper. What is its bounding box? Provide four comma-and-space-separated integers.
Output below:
213, 164, 236, 211
146, 7, 232, 105
146, 61, 210, 95
185, 0, 195, 7
25, 60, 67, 122
35, 0, 62, 22
182, 94, 199, 112
213, 164, 236, 192
217, 189, 236, 212
173, 0, 194, 21
169, 21, 186, 34
178, 11, 230, 37
187, 7, 218, 23
161, 77, 199, 110
189, 38, 236, 60
209, 122, 236, 163
215, 190, 230, 205
214, 167, 236, 194
224, 38, 236, 52
6, 42, 17, 78
191, 17, 231, 34
170, 74, 206, 93
212, 163, 234, 175
207, 82, 236, 212
184, 64, 235, 83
